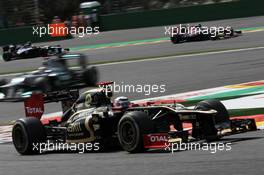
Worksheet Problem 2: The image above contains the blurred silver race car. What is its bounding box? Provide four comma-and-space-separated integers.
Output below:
0, 53, 98, 101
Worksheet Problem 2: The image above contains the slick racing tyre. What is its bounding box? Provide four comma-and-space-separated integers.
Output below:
39, 48, 48, 57
229, 28, 234, 36
83, 67, 98, 86
33, 77, 52, 92
228, 28, 235, 37
0, 79, 7, 86
170, 36, 181, 44
210, 34, 219, 40
12, 117, 46, 155
0, 79, 7, 94
2, 52, 11, 61
118, 111, 154, 153
195, 99, 230, 141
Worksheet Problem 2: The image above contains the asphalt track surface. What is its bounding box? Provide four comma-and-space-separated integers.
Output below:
0, 16, 264, 174
0, 16, 264, 74
0, 130, 264, 175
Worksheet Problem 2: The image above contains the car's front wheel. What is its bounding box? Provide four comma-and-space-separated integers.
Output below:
12, 117, 46, 155
195, 99, 230, 141
118, 111, 154, 153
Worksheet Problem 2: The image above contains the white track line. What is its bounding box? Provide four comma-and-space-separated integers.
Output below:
0, 46, 264, 78
98, 46, 264, 66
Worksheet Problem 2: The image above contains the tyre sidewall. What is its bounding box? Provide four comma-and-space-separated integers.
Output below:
12, 117, 46, 155
118, 115, 141, 152
83, 67, 98, 86
118, 111, 154, 153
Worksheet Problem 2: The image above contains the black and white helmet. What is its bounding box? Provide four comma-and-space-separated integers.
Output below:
113, 96, 130, 109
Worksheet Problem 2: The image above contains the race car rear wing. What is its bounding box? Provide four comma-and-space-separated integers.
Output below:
0, 89, 79, 119
24, 93, 44, 119
0, 82, 113, 119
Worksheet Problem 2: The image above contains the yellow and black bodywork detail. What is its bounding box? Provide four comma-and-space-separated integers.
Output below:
66, 109, 96, 143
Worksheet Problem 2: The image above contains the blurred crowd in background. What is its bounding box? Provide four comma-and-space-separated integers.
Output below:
0, 0, 235, 28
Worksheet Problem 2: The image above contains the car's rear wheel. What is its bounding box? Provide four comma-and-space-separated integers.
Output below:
39, 48, 48, 57
118, 111, 154, 153
2, 53, 11, 61
83, 67, 98, 86
0, 79, 7, 94
171, 36, 181, 44
195, 99, 230, 141
210, 34, 219, 40
33, 77, 52, 92
12, 117, 46, 155
228, 28, 234, 36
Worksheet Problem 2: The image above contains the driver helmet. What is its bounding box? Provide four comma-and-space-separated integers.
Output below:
25, 41, 32, 46
196, 24, 202, 28
113, 96, 130, 109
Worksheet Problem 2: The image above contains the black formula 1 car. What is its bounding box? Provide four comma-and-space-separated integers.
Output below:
2, 42, 69, 61
170, 24, 242, 44
11, 82, 257, 155
0, 53, 98, 101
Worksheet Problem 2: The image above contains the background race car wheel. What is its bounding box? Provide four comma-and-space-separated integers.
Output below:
0, 79, 7, 94
2, 52, 12, 61
39, 48, 48, 57
170, 36, 181, 44
118, 111, 154, 153
195, 99, 230, 141
83, 67, 99, 86
33, 77, 52, 92
210, 34, 219, 40
0, 79, 7, 86
12, 117, 46, 155
230, 29, 234, 36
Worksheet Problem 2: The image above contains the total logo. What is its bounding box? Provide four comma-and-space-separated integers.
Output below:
25, 107, 44, 114
149, 135, 168, 142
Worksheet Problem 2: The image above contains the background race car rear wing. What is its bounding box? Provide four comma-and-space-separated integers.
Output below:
0, 81, 114, 119
0, 89, 79, 119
